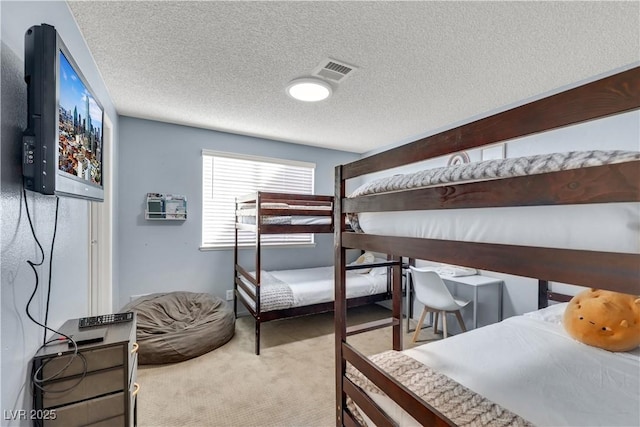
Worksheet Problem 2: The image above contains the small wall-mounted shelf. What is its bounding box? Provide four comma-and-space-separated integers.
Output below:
146, 193, 187, 220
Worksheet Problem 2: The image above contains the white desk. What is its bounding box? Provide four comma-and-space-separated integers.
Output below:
407, 273, 503, 333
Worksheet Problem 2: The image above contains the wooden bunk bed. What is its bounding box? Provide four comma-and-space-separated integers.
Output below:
334, 67, 640, 426
234, 191, 392, 355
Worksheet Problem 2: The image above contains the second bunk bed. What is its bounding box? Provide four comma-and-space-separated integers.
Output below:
234, 191, 392, 354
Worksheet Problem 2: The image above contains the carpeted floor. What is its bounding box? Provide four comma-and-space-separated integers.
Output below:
137, 304, 441, 427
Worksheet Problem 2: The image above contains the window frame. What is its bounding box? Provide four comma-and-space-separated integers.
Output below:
200, 149, 317, 250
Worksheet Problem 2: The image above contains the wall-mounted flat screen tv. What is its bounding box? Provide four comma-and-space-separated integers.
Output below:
23, 23, 104, 201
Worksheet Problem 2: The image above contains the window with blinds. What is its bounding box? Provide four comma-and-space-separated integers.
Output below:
202, 150, 316, 248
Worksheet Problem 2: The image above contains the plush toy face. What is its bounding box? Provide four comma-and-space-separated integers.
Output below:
563, 289, 640, 352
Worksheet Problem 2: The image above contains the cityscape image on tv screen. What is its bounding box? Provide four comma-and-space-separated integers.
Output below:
58, 50, 103, 186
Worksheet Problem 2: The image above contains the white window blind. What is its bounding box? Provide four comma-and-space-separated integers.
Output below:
202, 150, 316, 248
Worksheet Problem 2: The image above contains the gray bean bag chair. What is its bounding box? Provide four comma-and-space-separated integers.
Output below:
122, 291, 235, 364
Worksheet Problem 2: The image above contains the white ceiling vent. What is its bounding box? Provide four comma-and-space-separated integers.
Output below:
312, 59, 357, 83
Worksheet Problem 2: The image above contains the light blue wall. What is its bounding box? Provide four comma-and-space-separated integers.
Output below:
1, 2, 119, 422
116, 117, 359, 309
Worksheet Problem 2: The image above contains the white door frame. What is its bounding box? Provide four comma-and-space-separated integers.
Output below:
89, 113, 114, 315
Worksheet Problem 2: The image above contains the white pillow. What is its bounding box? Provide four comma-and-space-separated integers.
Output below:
522, 302, 568, 325
348, 252, 375, 274
435, 264, 477, 277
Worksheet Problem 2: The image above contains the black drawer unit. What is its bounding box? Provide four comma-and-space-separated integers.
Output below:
32, 317, 138, 427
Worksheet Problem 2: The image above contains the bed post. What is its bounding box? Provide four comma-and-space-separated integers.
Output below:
234, 199, 239, 319
255, 191, 262, 355
405, 258, 415, 333
538, 280, 549, 309
334, 165, 347, 427
255, 320, 261, 355
392, 254, 403, 351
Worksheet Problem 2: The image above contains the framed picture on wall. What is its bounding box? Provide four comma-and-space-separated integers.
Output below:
481, 144, 505, 161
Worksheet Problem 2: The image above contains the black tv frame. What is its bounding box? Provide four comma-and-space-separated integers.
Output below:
22, 23, 105, 202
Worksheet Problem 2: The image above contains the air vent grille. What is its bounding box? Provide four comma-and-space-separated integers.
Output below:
312, 58, 357, 83
325, 61, 352, 76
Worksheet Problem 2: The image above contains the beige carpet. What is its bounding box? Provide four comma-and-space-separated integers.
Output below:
137, 305, 441, 427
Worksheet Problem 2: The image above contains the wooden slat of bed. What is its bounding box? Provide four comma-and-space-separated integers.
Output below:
343, 160, 640, 213
342, 233, 639, 295
235, 264, 258, 286
236, 192, 333, 208
343, 409, 362, 427
547, 291, 575, 303
257, 191, 334, 203
343, 377, 397, 427
346, 317, 399, 337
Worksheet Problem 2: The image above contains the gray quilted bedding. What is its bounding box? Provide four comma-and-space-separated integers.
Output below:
350, 150, 639, 198
237, 270, 294, 312
347, 350, 533, 426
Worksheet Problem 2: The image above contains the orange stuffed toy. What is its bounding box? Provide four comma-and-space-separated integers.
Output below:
563, 289, 640, 352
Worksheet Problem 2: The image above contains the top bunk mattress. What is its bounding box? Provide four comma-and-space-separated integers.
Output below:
238, 215, 332, 226
238, 202, 332, 225
348, 151, 640, 254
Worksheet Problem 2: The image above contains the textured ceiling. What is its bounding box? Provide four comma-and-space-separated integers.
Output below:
67, 1, 639, 154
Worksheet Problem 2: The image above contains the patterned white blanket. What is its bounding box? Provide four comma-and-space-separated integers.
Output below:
348, 150, 640, 232
253, 271, 294, 311
238, 203, 292, 225
242, 215, 293, 225
346, 350, 533, 427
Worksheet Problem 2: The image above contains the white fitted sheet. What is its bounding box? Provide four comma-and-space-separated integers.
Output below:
357, 202, 640, 254
359, 312, 640, 426
239, 266, 388, 312
290, 216, 332, 225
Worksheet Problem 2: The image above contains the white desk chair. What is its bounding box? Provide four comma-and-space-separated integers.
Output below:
410, 266, 471, 342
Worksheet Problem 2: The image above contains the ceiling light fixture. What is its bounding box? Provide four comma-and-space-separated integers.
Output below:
286, 78, 332, 102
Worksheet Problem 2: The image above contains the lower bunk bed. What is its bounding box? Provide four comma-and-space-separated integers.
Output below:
346, 302, 639, 427
235, 264, 392, 355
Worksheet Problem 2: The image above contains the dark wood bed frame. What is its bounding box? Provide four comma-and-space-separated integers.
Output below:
233, 191, 392, 355
334, 66, 640, 426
